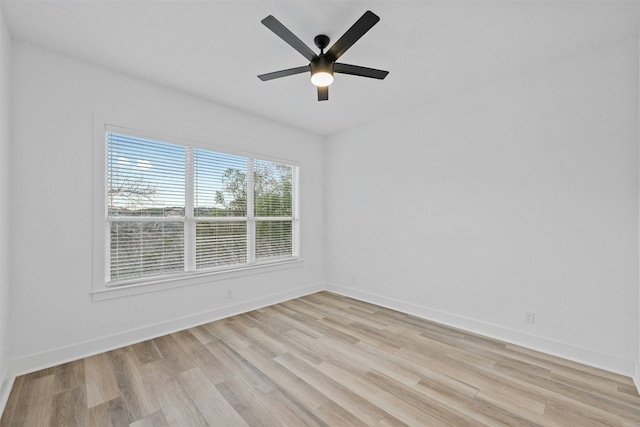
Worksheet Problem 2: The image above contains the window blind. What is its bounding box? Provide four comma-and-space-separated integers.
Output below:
254, 159, 293, 217
253, 159, 295, 262
105, 129, 298, 286
256, 220, 292, 260
107, 133, 185, 216
107, 133, 186, 282
195, 221, 247, 269
110, 221, 184, 281
194, 149, 247, 217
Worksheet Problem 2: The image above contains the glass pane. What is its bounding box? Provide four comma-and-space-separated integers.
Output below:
196, 221, 247, 269
110, 221, 184, 282
195, 150, 247, 217
107, 133, 185, 217
256, 220, 292, 261
254, 160, 293, 217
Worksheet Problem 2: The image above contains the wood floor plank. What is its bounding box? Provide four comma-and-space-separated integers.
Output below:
128, 410, 170, 427
518, 373, 640, 422
317, 360, 446, 426
305, 316, 363, 345
0, 375, 24, 427
412, 330, 497, 369
316, 334, 421, 387
140, 360, 208, 427
287, 329, 365, 369
151, 334, 194, 374
263, 304, 325, 339
312, 299, 390, 330
195, 351, 237, 386
364, 368, 492, 426
235, 344, 330, 410
262, 388, 329, 427
130, 339, 162, 366
281, 299, 327, 320
375, 415, 411, 427
315, 400, 371, 427
396, 345, 549, 415
233, 312, 262, 330
9, 373, 55, 426
186, 325, 218, 345
275, 352, 389, 425
205, 341, 276, 394
543, 400, 624, 427
226, 322, 290, 358
354, 339, 480, 399
413, 378, 551, 427
87, 398, 128, 427
281, 329, 327, 364
52, 360, 85, 395
178, 367, 250, 427
215, 376, 284, 427
505, 342, 632, 384
49, 385, 88, 426
3, 291, 640, 426
203, 320, 253, 352
108, 350, 160, 423
170, 330, 223, 371
84, 353, 120, 408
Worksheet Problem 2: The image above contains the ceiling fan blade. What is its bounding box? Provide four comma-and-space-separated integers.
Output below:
317, 86, 328, 101
334, 63, 389, 79
261, 15, 318, 62
258, 65, 310, 81
326, 11, 380, 61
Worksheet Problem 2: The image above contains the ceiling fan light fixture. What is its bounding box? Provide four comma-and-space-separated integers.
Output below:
311, 71, 334, 87
310, 55, 334, 87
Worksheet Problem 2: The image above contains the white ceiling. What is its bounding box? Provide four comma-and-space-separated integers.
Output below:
2, 0, 639, 136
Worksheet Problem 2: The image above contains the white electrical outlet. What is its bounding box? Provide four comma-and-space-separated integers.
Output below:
525, 312, 535, 324
226, 290, 233, 299
352, 277, 357, 285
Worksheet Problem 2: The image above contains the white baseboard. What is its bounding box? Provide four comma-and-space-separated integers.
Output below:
325, 283, 636, 378
8, 282, 324, 379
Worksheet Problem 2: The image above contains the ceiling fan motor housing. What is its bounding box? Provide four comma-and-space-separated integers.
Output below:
311, 55, 334, 75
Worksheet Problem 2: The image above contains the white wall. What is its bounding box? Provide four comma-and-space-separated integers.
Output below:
9, 42, 324, 371
326, 38, 639, 375
0, 2, 11, 409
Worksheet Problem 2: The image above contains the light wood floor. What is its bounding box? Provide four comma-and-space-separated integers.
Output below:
2, 291, 640, 426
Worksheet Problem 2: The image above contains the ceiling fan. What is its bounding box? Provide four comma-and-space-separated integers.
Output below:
258, 10, 389, 101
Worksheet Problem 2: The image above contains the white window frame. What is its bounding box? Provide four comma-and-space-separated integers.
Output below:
92, 118, 301, 301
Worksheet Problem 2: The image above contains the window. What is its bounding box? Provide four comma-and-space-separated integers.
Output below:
104, 127, 299, 287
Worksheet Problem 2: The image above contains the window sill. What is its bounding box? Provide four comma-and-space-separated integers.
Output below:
91, 259, 304, 302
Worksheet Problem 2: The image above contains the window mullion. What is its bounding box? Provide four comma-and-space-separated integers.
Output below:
104, 130, 112, 283
185, 146, 195, 273
293, 166, 300, 257
105, 220, 111, 283
247, 158, 255, 264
